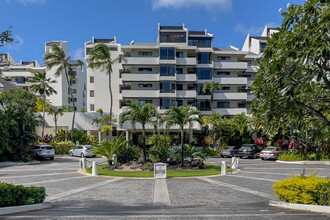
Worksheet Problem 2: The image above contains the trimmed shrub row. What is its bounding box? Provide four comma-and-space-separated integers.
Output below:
0, 182, 46, 207
51, 141, 75, 155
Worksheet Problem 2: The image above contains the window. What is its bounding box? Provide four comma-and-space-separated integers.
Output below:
68, 97, 71, 104
160, 32, 186, 43
138, 68, 152, 72
217, 102, 230, 108
217, 56, 230, 61
217, 72, 230, 76
160, 97, 171, 109
260, 42, 267, 52
240, 75, 251, 78
138, 84, 152, 88
160, 81, 174, 93
187, 100, 196, 107
90, 76, 94, 83
90, 104, 95, 111
176, 68, 183, 74
222, 86, 230, 90
160, 64, 175, 76
197, 83, 210, 95
197, 53, 211, 64
15, 77, 25, 84
72, 89, 77, 94
197, 100, 211, 111
187, 84, 196, 90
176, 84, 183, 90
160, 47, 175, 60
246, 60, 252, 65
197, 68, 212, 80
139, 100, 152, 105
176, 52, 184, 58
72, 80, 77, 84
175, 100, 184, 107
188, 37, 212, 48
90, 90, 94, 97
138, 52, 152, 56
239, 103, 246, 108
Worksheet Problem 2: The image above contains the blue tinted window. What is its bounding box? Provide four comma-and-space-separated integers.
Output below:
160, 48, 175, 60
188, 37, 212, 48
197, 53, 211, 64
161, 98, 171, 109
197, 69, 212, 80
160, 64, 175, 76
197, 100, 211, 111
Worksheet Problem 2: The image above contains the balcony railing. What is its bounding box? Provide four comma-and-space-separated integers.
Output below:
121, 73, 159, 82
176, 74, 197, 82
176, 57, 197, 66
214, 92, 247, 100
176, 90, 197, 98
213, 61, 247, 70
122, 89, 159, 98
213, 77, 247, 85
124, 57, 159, 66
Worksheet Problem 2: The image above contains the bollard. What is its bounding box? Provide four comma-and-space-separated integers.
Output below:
232, 157, 237, 169
79, 158, 82, 168
92, 161, 98, 176
236, 157, 239, 168
81, 158, 87, 169
221, 161, 227, 176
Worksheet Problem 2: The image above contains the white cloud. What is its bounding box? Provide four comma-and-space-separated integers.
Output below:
72, 48, 84, 61
151, 0, 232, 12
234, 22, 278, 35
3, 35, 24, 50
5, 0, 47, 5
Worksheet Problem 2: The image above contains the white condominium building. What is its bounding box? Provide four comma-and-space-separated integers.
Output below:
86, 24, 261, 120
45, 41, 87, 112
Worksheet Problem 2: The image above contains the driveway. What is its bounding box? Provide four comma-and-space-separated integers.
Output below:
1, 156, 329, 219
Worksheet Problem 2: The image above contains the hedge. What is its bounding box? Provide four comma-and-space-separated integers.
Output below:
273, 172, 330, 206
51, 141, 75, 155
0, 182, 46, 207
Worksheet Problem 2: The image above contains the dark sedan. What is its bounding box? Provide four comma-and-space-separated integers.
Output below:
238, 144, 262, 159
220, 146, 240, 158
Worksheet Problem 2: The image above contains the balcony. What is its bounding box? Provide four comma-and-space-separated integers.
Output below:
213, 77, 247, 85
247, 94, 254, 101
176, 74, 196, 82
176, 90, 196, 98
246, 65, 259, 73
213, 108, 248, 115
176, 57, 196, 66
124, 57, 159, 66
122, 89, 159, 99
1, 71, 34, 77
213, 61, 247, 70
214, 92, 247, 100
122, 73, 159, 82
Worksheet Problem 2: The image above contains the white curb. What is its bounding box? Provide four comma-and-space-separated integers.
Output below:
0, 161, 40, 167
276, 160, 330, 165
269, 200, 330, 213
0, 202, 51, 216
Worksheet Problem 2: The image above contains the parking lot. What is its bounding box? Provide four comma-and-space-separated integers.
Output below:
1, 156, 329, 219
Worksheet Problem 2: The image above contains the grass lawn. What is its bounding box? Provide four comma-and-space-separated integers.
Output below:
86, 163, 232, 178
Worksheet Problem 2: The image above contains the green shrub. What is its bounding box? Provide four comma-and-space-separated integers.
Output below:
145, 162, 152, 168
148, 146, 170, 162
201, 148, 220, 156
273, 171, 330, 205
51, 141, 75, 155
278, 152, 304, 161
0, 182, 46, 207
125, 145, 142, 162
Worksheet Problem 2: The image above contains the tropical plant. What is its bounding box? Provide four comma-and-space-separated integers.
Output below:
0, 26, 14, 48
47, 106, 64, 135
29, 72, 57, 138
148, 146, 170, 163
66, 128, 90, 145
184, 144, 206, 166
100, 125, 113, 142
230, 113, 252, 146
165, 106, 202, 167
202, 113, 225, 149
87, 44, 126, 121
44, 45, 84, 142
120, 102, 158, 164
92, 108, 117, 142
202, 81, 221, 111
147, 134, 171, 148
124, 145, 142, 162
92, 137, 130, 167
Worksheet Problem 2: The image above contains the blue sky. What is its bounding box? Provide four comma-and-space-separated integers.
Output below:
1, 0, 304, 66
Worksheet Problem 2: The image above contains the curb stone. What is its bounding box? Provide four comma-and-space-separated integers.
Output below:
276, 160, 330, 165
269, 200, 330, 214
0, 202, 51, 216
0, 161, 40, 167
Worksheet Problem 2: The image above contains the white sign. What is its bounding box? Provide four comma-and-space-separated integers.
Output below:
154, 163, 167, 179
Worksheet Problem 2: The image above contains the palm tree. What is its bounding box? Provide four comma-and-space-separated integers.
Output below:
165, 106, 202, 167
202, 81, 222, 111
231, 113, 250, 145
29, 72, 57, 138
47, 106, 64, 135
87, 44, 126, 121
120, 102, 157, 164
184, 144, 206, 166
44, 45, 84, 142
92, 108, 117, 142
203, 113, 224, 150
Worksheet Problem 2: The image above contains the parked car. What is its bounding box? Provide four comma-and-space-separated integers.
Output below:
220, 146, 240, 158
69, 145, 96, 157
238, 144, 262, 159
32, 145, 55, 160
260, 147, 282, 160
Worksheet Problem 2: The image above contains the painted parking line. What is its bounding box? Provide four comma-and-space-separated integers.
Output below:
242, 167, 326, 170
0, 172, 76, 179
46, 178, 122, 201
240, 170, 328, 178
198, 177, 275, 199
229, 175, 278, 182
22, 176, 90, 186
153, 179, 170, 206
0, 168, 75, 172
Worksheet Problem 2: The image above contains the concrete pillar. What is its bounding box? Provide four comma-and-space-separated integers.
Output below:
81, 158, 86, 169
231, 157, 237, 169
126, 130, 130, 141
98, 131, 102, 143
87, 130, 92, 136
92, 161, 98, 176
221, 161, 227, 176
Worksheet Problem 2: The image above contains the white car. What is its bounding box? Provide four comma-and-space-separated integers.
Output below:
69, 145, 96, 157
32, 145, 55, 160
260, 147, 282, 160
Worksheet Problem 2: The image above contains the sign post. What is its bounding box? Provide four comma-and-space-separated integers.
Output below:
154, 163, 167, 179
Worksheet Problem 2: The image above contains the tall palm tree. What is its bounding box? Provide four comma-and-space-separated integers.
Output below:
203, 113, 224, 150
47, 106, 64, 135
44, 45, 84, 142
29, 72, 57, 138
120, 102, 157, 164
202, 81, 222, 111
87, 44, 126, 121
165, 106, 201, 167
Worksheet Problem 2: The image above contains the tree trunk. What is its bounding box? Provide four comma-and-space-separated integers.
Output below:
212, 126, 217, 150
181, 127, 185, 167
109, 72, 113, 121
42, 93, 46, 138
142, 126, 147, 164
54, 116, 57, 135
63, 67, 76, 142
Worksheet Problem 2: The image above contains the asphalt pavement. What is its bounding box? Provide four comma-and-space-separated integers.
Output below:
1, 155, 329, 219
